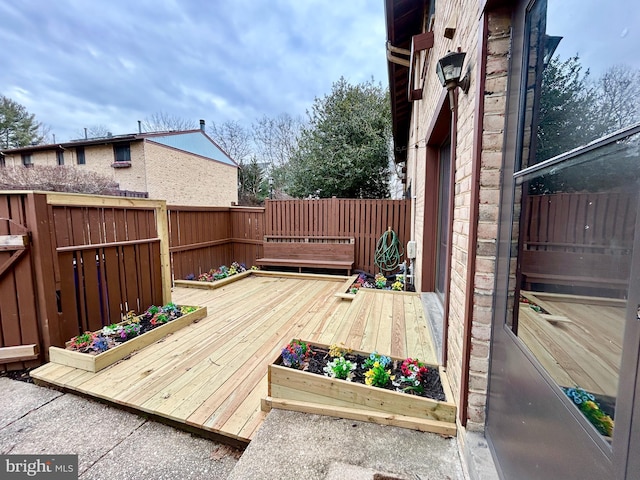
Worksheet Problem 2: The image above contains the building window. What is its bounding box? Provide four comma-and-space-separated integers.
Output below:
56, 150, 64, 166
21, 154, 33, 167
498, 0, 640, 442
113, 143, 131, 163
76, 147, 85, 165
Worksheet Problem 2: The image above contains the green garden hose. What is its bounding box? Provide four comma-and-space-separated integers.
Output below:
374, 228, 404, 274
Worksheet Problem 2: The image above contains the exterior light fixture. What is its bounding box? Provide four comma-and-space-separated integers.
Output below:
436, 51, 470, 94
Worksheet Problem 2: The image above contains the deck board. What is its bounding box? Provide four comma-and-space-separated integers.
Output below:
519, 291, 625, 397
31, 274, 437, 444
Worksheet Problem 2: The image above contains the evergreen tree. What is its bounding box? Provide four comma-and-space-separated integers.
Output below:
288, 77, 392, 198
0, 96, 43, 149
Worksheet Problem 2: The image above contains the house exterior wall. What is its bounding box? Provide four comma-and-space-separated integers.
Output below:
1, 139, 238, 206
2, 142, 148, 192
143, 141, 238, 206
404, 1, 510, 433
82, 142, 148, 192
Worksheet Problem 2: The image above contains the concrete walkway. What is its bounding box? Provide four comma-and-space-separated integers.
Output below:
230, 409, 465, 480
0, 378, 239, 479
1, 377, 468, 479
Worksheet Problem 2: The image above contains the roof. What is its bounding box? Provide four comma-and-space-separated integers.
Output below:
385, 0, 428, 164
145, 131, 237, 167
0, 129, 238, 167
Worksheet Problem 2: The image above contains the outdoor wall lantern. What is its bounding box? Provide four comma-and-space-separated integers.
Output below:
436, 51, 470, 94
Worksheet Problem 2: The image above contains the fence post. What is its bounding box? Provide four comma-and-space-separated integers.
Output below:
155, 201, 172, 304
25, 192, 63, 354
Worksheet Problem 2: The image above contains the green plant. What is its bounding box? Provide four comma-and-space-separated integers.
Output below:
391, 281, 403, 291
374, 273, 386, 289
364, 361, 394, 387
151, 313, 169, 326
393, 358, 430, 394
363, 351, 391, 370
69, 332, 94, 350
564, 387, 614, 436
323, 356, 356, 380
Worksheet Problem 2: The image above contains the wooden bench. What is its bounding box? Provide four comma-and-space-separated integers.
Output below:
255, 236, 355, 275
521, 249, 631, 294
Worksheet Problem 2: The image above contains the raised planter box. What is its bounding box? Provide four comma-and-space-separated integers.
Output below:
262, 340, 457, 435
49, 305, 207, 373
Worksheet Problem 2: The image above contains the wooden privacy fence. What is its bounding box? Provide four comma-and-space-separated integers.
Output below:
265, 198, 411, 275
168, 206, 264, 279
0, 191, 170, 371
168, 199, 411, 280
520, 192, 637, 294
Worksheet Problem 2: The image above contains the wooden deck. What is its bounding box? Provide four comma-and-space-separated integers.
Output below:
31, 274, 436, 445
518, 291, 625, 397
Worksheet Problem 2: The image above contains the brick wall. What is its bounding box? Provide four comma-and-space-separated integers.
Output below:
404, 2, 511, 432
144, 141, 238, 206
464, 10, 511, 432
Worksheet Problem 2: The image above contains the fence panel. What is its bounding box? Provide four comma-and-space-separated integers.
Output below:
168, 206, 233, 279
0, 193, 41, 371
521, 192, 637, 295
49, 200, 164, 341
231, 207, 265, 268
265, 198, 411, 274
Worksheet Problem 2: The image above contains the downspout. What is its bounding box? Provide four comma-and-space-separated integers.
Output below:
459, 12, 488, 427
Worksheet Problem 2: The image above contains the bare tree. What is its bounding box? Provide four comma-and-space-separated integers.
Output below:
0, 165, 119, 194
37, 123, 54, 144
141, 112, 197, 133
208, 120, 252, 162
596, 64, 640, 132
71, 124, 111, 140
252, 113, 303, 171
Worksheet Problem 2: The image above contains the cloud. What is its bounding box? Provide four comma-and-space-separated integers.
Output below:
0, 0, 388, 142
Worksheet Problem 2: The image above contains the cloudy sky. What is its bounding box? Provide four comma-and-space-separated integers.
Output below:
0, 1, 388, 142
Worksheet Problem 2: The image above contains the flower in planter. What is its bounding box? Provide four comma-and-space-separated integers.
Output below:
281, 340, 312, 369
197, 271, 212, 282
151, 313, 169, 326
180, 306, 197, 315
374, 273, 387, 289
391, 281, 403, 291
564, 387, 614, 436
323, 356, 357, 380
364, 361, 394, 387
394, 358, 430, 394
101, 324, 119, 337
400, 358, 429, 382
90, 335, 110, 353
363, 351, 391, 370
328, 343, 350, 358
117, 323, 141, 340
69, 332, 95, 351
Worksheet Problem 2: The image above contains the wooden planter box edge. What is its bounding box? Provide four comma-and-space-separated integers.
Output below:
49, 305, 207, 373
266, 339, 457, 435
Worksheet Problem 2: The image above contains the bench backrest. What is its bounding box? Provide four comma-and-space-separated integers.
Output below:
264, 236, 354, 245
262, 240, 354, 262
